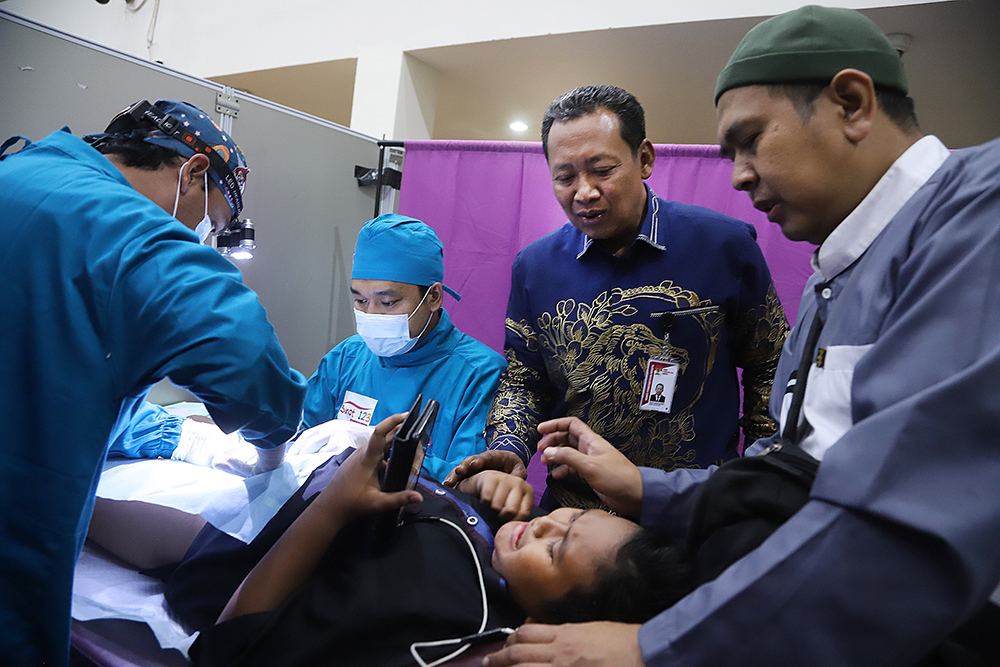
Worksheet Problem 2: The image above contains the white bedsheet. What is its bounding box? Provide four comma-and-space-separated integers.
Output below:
96, 453, 333, 543
73, 544, 199, 655
72, 420, 366, 658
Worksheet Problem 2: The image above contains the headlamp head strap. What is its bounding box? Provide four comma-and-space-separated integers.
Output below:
105, 100, 244, 221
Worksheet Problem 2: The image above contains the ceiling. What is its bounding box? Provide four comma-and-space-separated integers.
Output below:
212, 0, 1000, 149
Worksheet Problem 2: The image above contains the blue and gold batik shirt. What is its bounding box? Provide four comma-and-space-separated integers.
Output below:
487, 186, 787, 508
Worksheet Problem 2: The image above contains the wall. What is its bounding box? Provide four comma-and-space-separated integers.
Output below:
0, 0, 941, 77
0, 12, 381, 378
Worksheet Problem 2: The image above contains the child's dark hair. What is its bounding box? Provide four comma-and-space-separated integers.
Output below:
539, 528, 695, 624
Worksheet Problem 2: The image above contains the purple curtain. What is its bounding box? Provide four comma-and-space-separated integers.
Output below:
397, 140, 816, 494
398, 140, 816, 354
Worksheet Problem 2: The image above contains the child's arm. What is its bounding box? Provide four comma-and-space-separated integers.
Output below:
456, 469, 535, 521
217, 413, 421, 623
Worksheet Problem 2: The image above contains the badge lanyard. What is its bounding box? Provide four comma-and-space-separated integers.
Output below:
640, 315, 680, 413
639, 307, 718, 414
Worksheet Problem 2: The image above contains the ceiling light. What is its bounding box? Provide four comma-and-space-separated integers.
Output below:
509, 121, 528, 132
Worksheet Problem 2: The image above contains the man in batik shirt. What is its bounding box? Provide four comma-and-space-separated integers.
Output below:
474, 85, 787, 509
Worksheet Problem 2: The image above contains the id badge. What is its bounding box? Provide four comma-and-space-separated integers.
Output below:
640, 356, 679, 413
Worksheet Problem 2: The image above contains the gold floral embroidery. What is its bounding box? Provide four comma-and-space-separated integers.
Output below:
488, 279, 786, 506
735, 284, 788, 442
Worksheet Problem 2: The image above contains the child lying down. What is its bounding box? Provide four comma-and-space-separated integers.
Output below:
86, 413, 692, 667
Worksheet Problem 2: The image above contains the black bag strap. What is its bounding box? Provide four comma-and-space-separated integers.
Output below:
780, 309, 825, 445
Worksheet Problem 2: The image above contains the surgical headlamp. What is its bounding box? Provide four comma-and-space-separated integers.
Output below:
215, 219, 256, 260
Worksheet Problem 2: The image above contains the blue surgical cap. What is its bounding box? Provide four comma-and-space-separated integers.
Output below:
351, 214, 461, 300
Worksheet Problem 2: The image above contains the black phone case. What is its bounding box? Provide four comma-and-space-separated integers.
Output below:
380, 395, 423, 493
375, 396, 439, 548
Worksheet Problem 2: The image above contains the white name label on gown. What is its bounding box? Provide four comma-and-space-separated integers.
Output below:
338, 390, 377, 425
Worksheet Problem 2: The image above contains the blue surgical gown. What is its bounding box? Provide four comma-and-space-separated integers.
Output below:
106, 399, 184, 459
0, 129, 306, 666
302, 309, 505, 483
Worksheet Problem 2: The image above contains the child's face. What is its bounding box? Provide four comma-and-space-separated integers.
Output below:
492, 508, 640, 619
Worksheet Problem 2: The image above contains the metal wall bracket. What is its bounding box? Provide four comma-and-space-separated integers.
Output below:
216, 91, 240, 118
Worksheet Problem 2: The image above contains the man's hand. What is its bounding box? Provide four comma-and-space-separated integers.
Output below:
456, 470, 534, 521
483, 622, 644, 667
173, 419, 285, 478
537, 417, 643, 519
443, 449, 526, 487
251, 443, 286, 474
313, 413, 421, 520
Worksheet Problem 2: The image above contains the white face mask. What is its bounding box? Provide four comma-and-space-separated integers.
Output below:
354, 289, 433, 357
172, 167, 213, 245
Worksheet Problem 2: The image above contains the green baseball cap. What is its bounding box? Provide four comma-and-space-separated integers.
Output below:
715, 5, 908, 105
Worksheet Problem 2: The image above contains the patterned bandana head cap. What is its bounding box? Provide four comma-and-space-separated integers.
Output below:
141, 100, 249, 220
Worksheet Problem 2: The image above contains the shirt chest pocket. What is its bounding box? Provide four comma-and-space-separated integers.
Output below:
799, 343, 873, 461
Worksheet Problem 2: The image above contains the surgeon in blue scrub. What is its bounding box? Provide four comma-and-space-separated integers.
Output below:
302, 214, 507, 483
0, 99, 306, 666
106, 215, 505, 484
